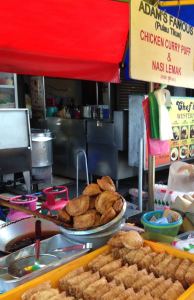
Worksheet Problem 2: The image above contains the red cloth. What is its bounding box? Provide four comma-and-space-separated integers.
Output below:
0, 0, 129, 82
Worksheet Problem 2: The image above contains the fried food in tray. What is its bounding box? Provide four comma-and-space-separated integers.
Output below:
97, 176, 116, 192
22, 282, 52, 300
73, 210, 96, 229
22, 231, 189, 300
108, 230, 143, 250
175, 259, 191, 287
66, 195, 89, 217
83, 183, 101, 196
95, 191, 119, 214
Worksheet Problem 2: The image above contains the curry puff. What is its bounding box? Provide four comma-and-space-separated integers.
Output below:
65, 195, 89, 216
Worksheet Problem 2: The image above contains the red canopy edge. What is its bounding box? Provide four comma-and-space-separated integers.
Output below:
0, 0, 129, 82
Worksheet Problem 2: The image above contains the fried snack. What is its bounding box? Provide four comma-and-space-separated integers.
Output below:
83, 183, 101, 196
73, 209, 96, 229
135, 290, 147, 300
152, 255, 173, 276
133, 248, 149, 265
95, 191, 119, 214
99, 259, 122, 276
93, 213, 101, 227
139, 252, 157, 270
58, 208, 71, 223
106, 265, 129, 281
121, 230, 143, 249
59, 267, 84, 290
69, 272, 100, 298
152, 252, 166, 265
142, 276, 165, 294
51, 296, 75, 300
22, 282, 51, 300
123, 268, 146, 288
89, 196, 96, 209
124, 249, 138, 264
65, 271, 92, 292
101, 284, 125, 300
112, 247, 131, 260
161, 280, 185, 300
115, 264, 138, 285
107, 231, 126, 248
116, 288, 136, 300
29, 289, 59, 300
83, 277, 108, 300
175, 259, 191, 287
87, 251, 111, 269
100, 207, 116, 225
151, 278, 173, 298
89, 253, 114, 271
97, 176, 116, 192
66, 195, 89, 216
163, 257, 181, 279
113, 198, 123, 213
185, 262, 194, 286
132, 272, 155, 292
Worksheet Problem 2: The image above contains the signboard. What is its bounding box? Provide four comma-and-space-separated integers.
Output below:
130, 0, 194, 88
145, 97, 194, 169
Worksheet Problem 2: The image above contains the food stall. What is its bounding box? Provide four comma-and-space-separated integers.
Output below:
0, 0, 194, 299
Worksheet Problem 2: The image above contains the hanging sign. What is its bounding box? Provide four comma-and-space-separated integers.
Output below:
130, 0, 194, 88
145, 96, 194, 169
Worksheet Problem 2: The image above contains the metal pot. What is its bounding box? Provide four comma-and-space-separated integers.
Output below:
60, 199, 126, 249
31, 129, 53, 168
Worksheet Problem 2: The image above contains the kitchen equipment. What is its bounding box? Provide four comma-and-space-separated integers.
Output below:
6, 195, 38, 222
29, 220, 42, 271
6, 254, 59, 278
0, 199, 65, 229
3, 241, 194, 300
60, 199, 126, 249
31, 129, 53, 168
31, 128, 53, 184
0, 234, 90, 293
0, 217, 59, 254
42, 185, 69, 213
51, 243, 92, 253
0, 109, 31, 193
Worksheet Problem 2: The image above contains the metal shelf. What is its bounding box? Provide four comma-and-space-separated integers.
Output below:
0, 85, 14, 89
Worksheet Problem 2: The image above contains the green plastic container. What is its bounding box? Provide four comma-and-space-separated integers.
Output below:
141, 210, 183, 242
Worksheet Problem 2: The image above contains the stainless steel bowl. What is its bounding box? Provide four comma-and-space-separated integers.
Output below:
60, 199, 126, 236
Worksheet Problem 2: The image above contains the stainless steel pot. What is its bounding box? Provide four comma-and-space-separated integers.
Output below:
31, 129, 53, 167
60, 199, 126, 249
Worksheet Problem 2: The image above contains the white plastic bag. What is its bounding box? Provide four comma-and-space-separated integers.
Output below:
168, 161, 194, 193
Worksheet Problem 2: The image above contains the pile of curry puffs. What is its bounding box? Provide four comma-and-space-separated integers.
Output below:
22, 231, 194, 300
58, 176, 124, 229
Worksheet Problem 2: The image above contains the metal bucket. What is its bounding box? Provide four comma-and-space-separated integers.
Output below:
31, 129, 53, 168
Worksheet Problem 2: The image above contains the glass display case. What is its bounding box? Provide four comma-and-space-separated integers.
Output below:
0, 73, 18, 108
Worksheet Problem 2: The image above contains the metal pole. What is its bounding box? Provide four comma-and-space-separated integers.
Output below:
96, 82, 99, 106
148, 82, 155, 210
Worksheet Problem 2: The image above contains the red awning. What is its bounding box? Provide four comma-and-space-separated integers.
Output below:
0, 0, 129, 83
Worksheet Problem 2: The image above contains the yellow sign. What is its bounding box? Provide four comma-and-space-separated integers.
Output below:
130, 0, 194, 88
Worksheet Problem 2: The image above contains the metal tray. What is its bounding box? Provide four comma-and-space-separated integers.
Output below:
0, 234, 89, 293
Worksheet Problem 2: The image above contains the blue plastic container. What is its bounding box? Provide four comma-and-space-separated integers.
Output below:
141, 210, 183, 238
